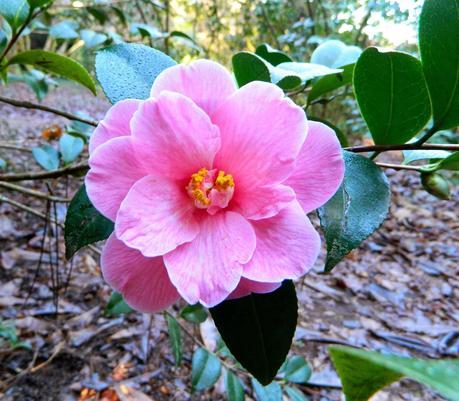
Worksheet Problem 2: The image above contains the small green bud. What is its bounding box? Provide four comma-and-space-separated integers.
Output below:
421, 172, 451, 200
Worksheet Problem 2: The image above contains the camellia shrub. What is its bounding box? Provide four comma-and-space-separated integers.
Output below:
0, 0, 458, 400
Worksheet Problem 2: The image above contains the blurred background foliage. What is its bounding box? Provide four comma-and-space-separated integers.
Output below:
1, 0, 430, 145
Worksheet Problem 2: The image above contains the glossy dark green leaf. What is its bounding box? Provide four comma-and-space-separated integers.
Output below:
330, 346, 459, 401
166, 314, 182, 366
0, 30, 7, 55
282, 356, 311, 384
64, 184, 114, 259
354, 48, 431, 144
105, 291, 133, 316
191, 348, 222, 392
419, 0, 459, 130
252, 379, 282, 401
232, 51, 271, 87
284, 386, 309, 401
210, 281, 297, 385
180, 304, 207, 324
95, 43, 176, 104
318, 152, 391, 272
49, 20, 79, 40
32, 144, 59, 171
273, 62, 342, 86
255, 43, 292, 66
59, 133, 84, 164
8, 50, 96, 94
0, 0, 29, 32
225, 370, 245, 401
308, 64, 354, 103
308, 116, 348, 147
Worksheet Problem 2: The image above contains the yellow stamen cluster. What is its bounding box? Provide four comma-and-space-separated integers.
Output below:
214, 170, 234, 190
192, 189, 211, 206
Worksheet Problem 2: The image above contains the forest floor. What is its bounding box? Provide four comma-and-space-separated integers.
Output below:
0, 83, 458, 401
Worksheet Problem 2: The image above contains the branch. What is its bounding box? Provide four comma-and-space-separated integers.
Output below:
0, 96, 98, 127
0, 182, 70, 202
345, 143, 459, 153
0, 162, 89, 182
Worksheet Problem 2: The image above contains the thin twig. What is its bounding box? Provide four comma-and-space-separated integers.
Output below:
0, 181, 70, 202
0, 162, 89, 182
345, 143, 458, 153
0, 194, 101, 255
0, 96, 98, 127
0, 143, 32, 153
375, 162, 422, 171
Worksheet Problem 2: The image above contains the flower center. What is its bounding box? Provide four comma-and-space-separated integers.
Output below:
186, 168, 235, 214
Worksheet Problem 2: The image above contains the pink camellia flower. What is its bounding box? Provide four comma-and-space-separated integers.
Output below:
86, 60, 344, 311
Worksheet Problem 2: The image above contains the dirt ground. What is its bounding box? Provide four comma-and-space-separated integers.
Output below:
0, 83, 458, 401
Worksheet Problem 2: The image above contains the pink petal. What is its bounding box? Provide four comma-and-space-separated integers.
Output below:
228, 278, 281, 300
242, 201, 320, 282
115, 175, 199, 257
89, 99, 141, 154
85, 136, 147, 221
235, 184, 295, 220
131, 92, 221, 180
150, 59, 237, 116
285, 121, 344, 213
212, 81, 307, 190
101, 233, 179, 313
163, 211, 256, 307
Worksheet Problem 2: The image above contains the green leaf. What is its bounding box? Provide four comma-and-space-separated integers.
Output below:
130, 23, 164, 39
308, 64, 354, 103
329, 346, 459, 401
403, 149, 452, 165
318, 152, 391, 272
420, 151, 459, 172
166, 314, 182, 366
95, 43, 176, 104
232, 52, 341, 90
0, 0, 30, 33
0, 30, 7, 54
80, 29, 107, 49
8, 50, 96, 94
210, 281, 297, 385
111, 6, 127, 26
225, 370, 245, 401
311, 40, 361, 68
105, 291, 133, 316
308, 116, 348, 147
59, 133, 84, 164
87, 7, 108, 25
232, 51, 271, 87
282, 356, 311, 384
27, 0, 53, 9
284, 386, 309, 401
64, 184, 114, 259
252, 379, 282, 401
271, 62, 342, 89
180, 304, 207, 324
49, 20, 79, 40
191, 348, 222, 392
255, 43, 292, 66
353, 48, 431, 144
32, 144, 59, 171
419, 0, 459, 130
